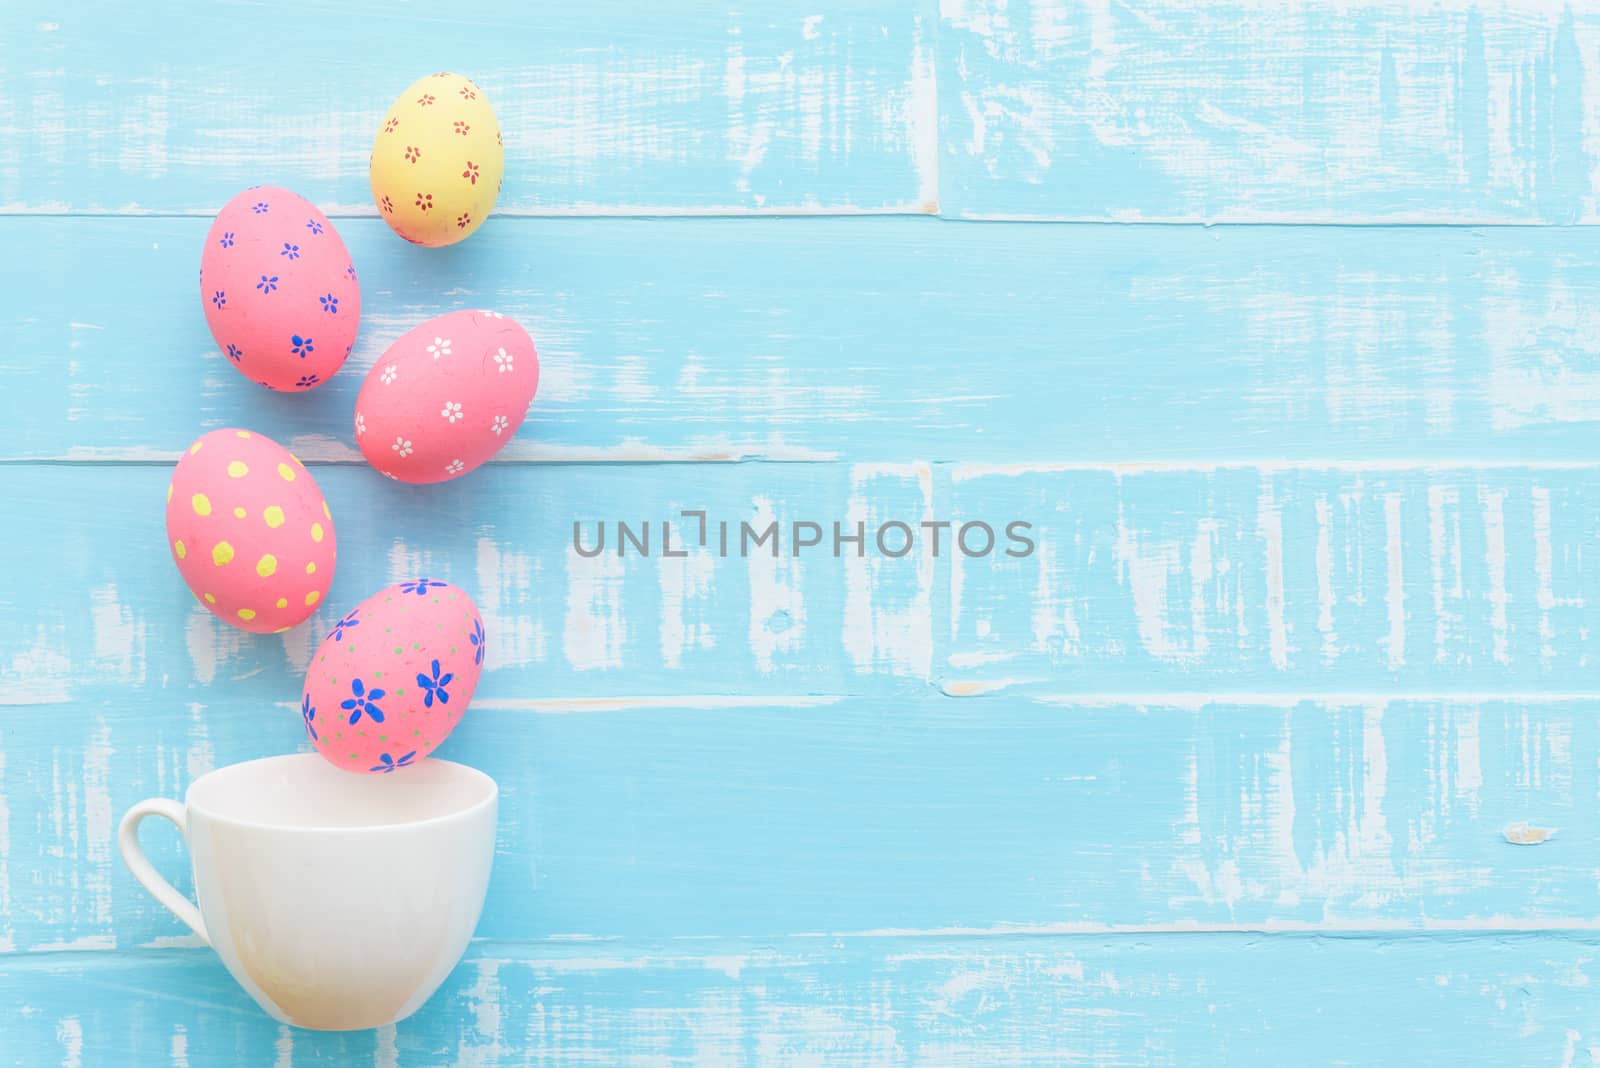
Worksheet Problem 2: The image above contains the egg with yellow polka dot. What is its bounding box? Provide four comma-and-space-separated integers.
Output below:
165, 428, 336, 634
370, 72, 503, 247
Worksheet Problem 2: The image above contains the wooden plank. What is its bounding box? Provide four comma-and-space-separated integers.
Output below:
940, 0, 1600, 222
7, 935, 1600, 1065
7, 461, 1596, 948
6, 462, 1595, 715
1, 463, 941, 710
0, 3, 936, 215
7, 689, 1599, 950
6, 218, 1600, 463
945, 463, 1599, 694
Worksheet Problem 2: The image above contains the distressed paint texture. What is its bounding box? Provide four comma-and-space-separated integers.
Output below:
6, 220, 1600, 463
940, 0, 1600, 221
8, 695, 1600, 953
947, 464, 1597, 692
5, 464, 1595, 712
0, 4, 937, 214
7, 936, 1600, 1066
5, 0, 1600, 1063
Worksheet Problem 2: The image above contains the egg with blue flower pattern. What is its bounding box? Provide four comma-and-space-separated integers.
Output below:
200, 186, 361, 391
301, 580, 485, 775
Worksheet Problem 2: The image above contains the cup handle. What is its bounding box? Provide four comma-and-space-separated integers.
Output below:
118, 798, 210, 945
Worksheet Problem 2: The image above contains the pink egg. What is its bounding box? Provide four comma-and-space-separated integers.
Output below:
300, 581, 485, 774
354, 309, 538, 483
165, 429, 337, 633
200, 186, 361, 392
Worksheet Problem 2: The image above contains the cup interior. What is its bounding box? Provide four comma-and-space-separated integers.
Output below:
186, 753, 495, 831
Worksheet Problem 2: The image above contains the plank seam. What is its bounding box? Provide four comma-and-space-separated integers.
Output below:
11, 925, 1600, 969
7, 211, 1600, 227
10, 458, 1600, 470
6, 693, 1591, 712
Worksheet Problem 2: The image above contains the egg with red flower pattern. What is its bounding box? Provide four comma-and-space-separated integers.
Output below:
370, 72, 504, 247
300, 580, 485, 775
165, 429, 336, 633
200, 186, 360, 391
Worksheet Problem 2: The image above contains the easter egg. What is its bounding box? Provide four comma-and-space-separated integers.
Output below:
200, 186, 361, 391
165, 429, 337, 633
300, 580, 485, 774
370, 72, 503, 247
354, 309, 538, 483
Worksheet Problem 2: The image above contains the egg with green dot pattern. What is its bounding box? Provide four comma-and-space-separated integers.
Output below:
301, 580, 485, 775
165, 428, 336, 633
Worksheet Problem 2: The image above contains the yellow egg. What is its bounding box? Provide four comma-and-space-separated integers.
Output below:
370, 72, 504, 247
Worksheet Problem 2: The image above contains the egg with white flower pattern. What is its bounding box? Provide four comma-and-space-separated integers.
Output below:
354, 309, 538, 483
300, 580, 485, 775
200, 186, 360, 391
165, 428, 336, 633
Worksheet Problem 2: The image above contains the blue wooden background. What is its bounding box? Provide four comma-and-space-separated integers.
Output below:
4, 1, 1600, 1063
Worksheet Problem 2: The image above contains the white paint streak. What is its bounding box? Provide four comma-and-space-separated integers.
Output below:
952, 459, 1600, 478
91, 585, 145, 684
1029, 691, 1600, 708
59, 438, 842, 464
276, 617, 315, 676
1258, 486, 1288, 669
1482, 488, 1511, 664
57, 1016, 81, 1068
1029, 535, 1081, 658
907, 16, 941, 210
140, 933, 208, 949
563, 545, 625, 671
1314, 495, 1338, 662
1456, 708, 1483, 797
458, 959, 505, 1068
1383, 494, 1406, 670
469, 695, 841, 713
842, 464, 933, 679
1188, 519, 1215, 661
182, 610, 246, 687
2, 628, 72, 704
373, 1024, 399, 1068
476, 538, 542, 670
658, 530, 715, 669
1486, 281, 1600, 430
1530, 486, 1582, 663
1115, 513, 1176, 659
747, 497, 805, 673
0, 750, 11, 951
84, 723, 113, 934
1112, 501, 1218, 664
185, 701, 215, 787
273, 1026, 294, 1068
848, 915, 1600, 937
1360, 703, 1392, 861
1427, 484, 1449, 661
28, 934, 115, 953
1266, 717, 1297, 900
8, 203, 931, 220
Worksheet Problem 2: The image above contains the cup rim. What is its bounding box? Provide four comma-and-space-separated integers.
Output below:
183, 753, 497, 835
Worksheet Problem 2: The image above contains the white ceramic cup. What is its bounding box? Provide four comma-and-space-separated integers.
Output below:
118, 754, 497, 1031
